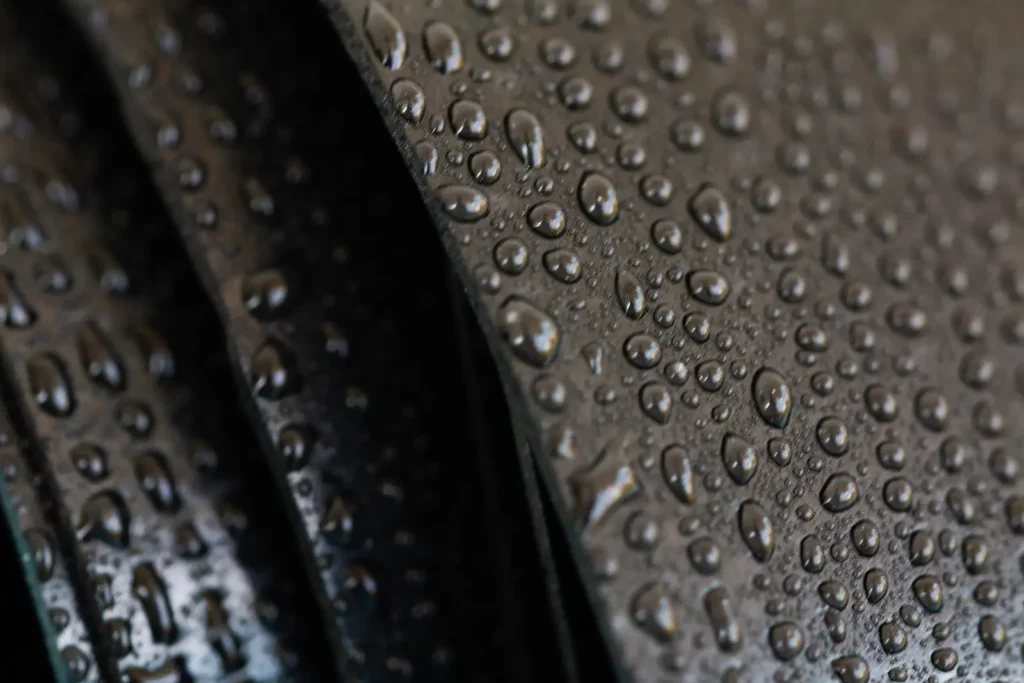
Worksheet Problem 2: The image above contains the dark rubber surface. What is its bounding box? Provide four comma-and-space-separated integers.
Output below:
0, 3, 328, 680
310, 2, 1024, 682
48, 0, 562, 681
3, 0, 1024, 682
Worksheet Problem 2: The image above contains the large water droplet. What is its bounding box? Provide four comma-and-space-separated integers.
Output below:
738, 500, 774, 561
27, 353, 75, 417
498, 298, 560, 367
661, 445, 695, 504
722, 434, 758, 485
831, 656, 869, 683
631, 582, 678, 643
438, 185, 489, 221
820, 473, 859, 513
688, 184, 732, 241
704, 586, 742, 651
423, 21, 464, 73
615, 269, 646, 319
752, 368, 792, 428
77, 491, 130, 548
364, 1, 407, 70
506, 109, 546, 168
132, 563, 177, 644
768, 622, 804, 661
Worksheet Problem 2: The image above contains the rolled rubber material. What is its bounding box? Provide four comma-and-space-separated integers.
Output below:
313, 1, 1024, 682
45, 0, 562, 681
0, 4, 330, 681
3, 0, 1024, 682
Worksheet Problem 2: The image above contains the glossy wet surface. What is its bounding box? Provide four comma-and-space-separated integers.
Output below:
3, 0, 1024, 681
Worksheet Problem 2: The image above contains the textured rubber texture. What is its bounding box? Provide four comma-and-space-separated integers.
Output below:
50, 0, 566, 681
7, 0, 1024, 681
300, 2, 1024, 682
0, 3, 329, 680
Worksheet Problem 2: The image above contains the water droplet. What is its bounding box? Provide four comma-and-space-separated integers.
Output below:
711, 90, 751, 136
450, 100, 488, 140
909, 530, 936, 565
831, 656, 869, 683
914, 388, 949, 431
752, 368, 792, 428
722, 434, 758, 485
800, 536, 825, 573
250, 340, 301, 399
27, 353, 75, 417
687, 537, 721, 574
615, 270, 646, 319
850, 520, 880, 557
391, 79, 426, 123
931, 648, 957, 672
77, 491, 130, 548
978, 615, 1006, 652
704, 586, 742, 651
820, 473, 859, 513
70, 443, 109, 482
506, 109, 546, 168
543, 249, 582, 283
768, 439, 792, 466
423, 21, 464, 73
132, 563, 177, 644
962, 535, 989, 574
610, 86, 649, 122
76, 322, 125, 391
768, 622, 804, 661
468, 150, 502, 184
879, 622, 907, 654
686, 270, 730, 305
242, 268, 289, 319
816, 417, 849, 456
648, 35, 690, 80
571, 458, 639, 529
364, 1, 407, 69
883, 477, 913, 512
498, 298, 560, 367
134, 451, 179, 513
0, 271, 35, 328
876, 441, 905, 470
578, 172, 619, 225
438, 185, 489, 221
662, 445, 695, 504
494, 238, 529, 274
632, 582, 678, 643
688, 184, 732, 241
864, 568, 888, 603
479, 26, 515, 61
864, 384, 899, 422
913, 575, 943, 612
738, 499, 774, 561
639, 383, 672, 424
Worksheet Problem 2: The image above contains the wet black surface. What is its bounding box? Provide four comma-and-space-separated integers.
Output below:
4, 0, 1024, 681
0, 2, 330, 680
314, 1, 1024, 681
46, 0, 558, 680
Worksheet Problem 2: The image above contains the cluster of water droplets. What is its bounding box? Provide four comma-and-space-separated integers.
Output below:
358, 0, 1024, 680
